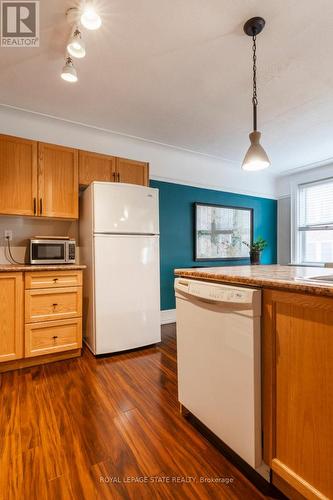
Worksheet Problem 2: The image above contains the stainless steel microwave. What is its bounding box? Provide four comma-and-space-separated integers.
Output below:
29, 239, 76, 264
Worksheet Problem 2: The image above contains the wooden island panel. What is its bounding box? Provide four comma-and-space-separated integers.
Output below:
263, 289, 333, 500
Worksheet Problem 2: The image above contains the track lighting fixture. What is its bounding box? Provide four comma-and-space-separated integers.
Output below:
67, 27, 86, 59
61, 56, 78, 83
242, 17, 270, 171
62, 4, 102, 82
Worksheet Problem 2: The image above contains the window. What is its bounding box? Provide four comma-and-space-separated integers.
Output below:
296, 179, 333, 264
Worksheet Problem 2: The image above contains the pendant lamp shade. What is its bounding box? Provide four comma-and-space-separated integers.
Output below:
242, 131, 270, 171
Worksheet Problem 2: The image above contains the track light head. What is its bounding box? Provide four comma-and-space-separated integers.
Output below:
80, 3, 102, 30
67, 27, 86, 58
61, 56, 78, 83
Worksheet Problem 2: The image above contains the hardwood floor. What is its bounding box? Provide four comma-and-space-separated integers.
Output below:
0, 324, 280, 499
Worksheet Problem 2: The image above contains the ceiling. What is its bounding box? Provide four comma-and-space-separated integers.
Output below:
1, 0, 333, 175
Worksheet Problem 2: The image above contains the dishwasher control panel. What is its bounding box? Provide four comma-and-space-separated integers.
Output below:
175, 278, 259, 305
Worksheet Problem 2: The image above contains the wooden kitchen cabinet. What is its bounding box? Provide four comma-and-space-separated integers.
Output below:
79, 152, 149, 187
79, 150, 116, 186
25, 270, 82, 290
0, 135, 78, 219
25, 317, 82, 358
115, 157, 149, 186
25, 287, 82, 323
38, 142, 78, 219
0, 135, 149, 217
0, 273, 24, 362
24, 270, 83, 357
0, 135, 38, 216
263, 289, 333, 500
0, 270, 82, 372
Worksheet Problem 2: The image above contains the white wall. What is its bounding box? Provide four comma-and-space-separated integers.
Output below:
276, 163, 333, 198
0, 105, 276, 199
277, 197, 291, 264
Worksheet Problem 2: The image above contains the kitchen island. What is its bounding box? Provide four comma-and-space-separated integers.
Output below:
175, 265, 333, 500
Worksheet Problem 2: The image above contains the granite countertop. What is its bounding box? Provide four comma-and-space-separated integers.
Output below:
0, 264, 86, 272
175, 264, 333, 297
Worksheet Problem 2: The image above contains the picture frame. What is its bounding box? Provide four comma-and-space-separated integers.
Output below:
194, 202, 253, 261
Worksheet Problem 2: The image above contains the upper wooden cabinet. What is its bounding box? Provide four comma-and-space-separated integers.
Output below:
0, 273, 23, 363
116, 157, 149, 186
38, 143, 78, 219
263, 289, 333, 500
0, 134, 149, 219
79, 152, 149, 187
79, 150, 115, 186
0, 135, 78, 219
0, 135, 38, 216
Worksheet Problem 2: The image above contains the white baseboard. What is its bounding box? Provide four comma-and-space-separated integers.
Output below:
161, 309, 176, 325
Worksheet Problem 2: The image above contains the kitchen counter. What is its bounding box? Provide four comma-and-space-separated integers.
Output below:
175, 264, 333, 297
0, 264, 86, 272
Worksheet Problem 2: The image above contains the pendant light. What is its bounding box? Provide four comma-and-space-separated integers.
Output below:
242, 17, 270, 171
67, 27, 86, 59
61, 56, 78, 83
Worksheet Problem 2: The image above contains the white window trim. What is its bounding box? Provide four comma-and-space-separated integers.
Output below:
291, 176, 333, 266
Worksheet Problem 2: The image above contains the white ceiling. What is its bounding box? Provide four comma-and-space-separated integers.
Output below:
1, 0, 333, 175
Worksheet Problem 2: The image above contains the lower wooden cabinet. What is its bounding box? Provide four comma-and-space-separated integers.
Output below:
0, 270, 82, 370
25, 287, 82, 323
25, 270, 82, 289
0, 273, 23, 362
263, 289, 333, 500
25, 318, 82, 357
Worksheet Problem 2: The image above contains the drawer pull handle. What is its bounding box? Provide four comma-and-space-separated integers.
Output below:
52, 336, 58, 340
53, 278, 58, 283
52, 303, 58, 308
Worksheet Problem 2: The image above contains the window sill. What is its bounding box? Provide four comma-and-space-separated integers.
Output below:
288, 263, 325, 268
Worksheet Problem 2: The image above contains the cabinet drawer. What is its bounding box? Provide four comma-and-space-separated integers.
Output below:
25, 318, 82, 357
25, 287, 82, 323
25, 271, 82, 289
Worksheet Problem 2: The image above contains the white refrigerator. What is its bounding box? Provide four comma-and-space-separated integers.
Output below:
80, 182, 161, 355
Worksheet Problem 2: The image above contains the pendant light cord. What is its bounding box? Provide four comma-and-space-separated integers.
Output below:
252, 34, 258, 131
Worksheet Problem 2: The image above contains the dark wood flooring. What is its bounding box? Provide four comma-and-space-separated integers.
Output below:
0, 324, 279, 499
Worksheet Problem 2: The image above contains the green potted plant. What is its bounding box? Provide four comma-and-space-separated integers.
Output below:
243, 237, 268, 265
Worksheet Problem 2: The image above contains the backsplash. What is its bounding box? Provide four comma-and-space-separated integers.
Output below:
0, 217, 78, 264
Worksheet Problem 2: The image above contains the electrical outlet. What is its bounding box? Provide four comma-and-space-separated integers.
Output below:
5, 230, 13, 241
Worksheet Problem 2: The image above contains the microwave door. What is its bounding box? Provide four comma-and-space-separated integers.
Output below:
30, 240, 66, 264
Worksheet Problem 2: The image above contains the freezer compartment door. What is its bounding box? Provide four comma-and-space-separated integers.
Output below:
92, 182, 159, 235
94, 235, 161, 354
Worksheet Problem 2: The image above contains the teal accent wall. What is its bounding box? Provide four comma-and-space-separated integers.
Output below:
150, 180, 277, 311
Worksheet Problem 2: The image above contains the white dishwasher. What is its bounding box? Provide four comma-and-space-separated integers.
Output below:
175, 277, 268, 479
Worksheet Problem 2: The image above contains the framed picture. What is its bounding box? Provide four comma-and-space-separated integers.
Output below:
194, 203, 253, 261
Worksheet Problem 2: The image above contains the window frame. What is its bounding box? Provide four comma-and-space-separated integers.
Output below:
291, 177, 333, 265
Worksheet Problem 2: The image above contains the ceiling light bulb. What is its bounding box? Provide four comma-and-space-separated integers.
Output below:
67, 28, 86, 58
242, 131, 270, 171
61, 56, 78, 83
80, 3, 102, 30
